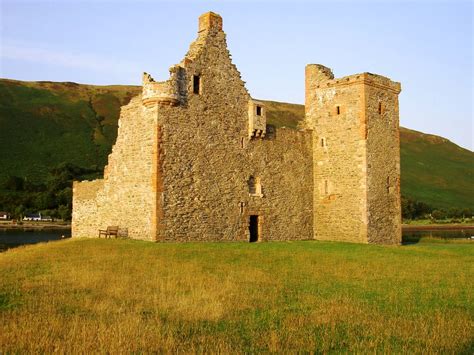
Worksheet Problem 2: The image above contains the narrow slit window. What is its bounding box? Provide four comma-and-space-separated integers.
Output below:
256, 106, 262, 116
336, 106, 341, 115
378, 102, 383, 115
241, 137, 245, 148
240, 202, 244, 214
193, 75, 200, 94
321, 138, 326, 147
386, 176, 390, 193
324, 180, 328, 195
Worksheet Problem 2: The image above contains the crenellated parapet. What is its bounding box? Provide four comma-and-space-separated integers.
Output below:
142, 65, 183, 107
312, 72, 401, 94
248, 99, 266, 138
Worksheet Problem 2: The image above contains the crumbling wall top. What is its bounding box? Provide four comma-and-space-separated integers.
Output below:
199, 12, 223, 32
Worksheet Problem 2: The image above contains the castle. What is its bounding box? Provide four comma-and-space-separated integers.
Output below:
72, 12, 402, 244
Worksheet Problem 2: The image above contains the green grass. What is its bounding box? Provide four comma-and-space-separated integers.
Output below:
0, 239, 472, 352
399, 127, 474, 210
0, 79, 472, 211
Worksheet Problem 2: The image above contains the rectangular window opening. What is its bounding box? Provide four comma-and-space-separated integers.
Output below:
336, 106, 340, 115
324, 180, 329, 195
256, 106, 262, 116
378, 102, 383, 115
193, 75, 200, 94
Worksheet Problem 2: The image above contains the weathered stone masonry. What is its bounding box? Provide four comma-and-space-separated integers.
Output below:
72, 12, 401, 244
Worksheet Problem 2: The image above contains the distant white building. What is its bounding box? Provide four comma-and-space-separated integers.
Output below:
23, 213, 54, 222
0, 212, 11, 220
23, 213, 42, 221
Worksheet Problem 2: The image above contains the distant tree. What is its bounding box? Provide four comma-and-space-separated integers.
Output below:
13, 205, 26, 220
57, 205, 71, 221
431, 210, 446, 220
461, 208, 473, 218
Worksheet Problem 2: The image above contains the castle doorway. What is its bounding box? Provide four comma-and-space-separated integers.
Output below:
249, 215, 259, 242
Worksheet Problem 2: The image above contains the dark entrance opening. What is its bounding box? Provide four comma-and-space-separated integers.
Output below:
249, 215, 259, 242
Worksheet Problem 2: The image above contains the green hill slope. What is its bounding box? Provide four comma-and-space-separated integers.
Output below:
0, 79, 140, 182
0, 79, 472, 212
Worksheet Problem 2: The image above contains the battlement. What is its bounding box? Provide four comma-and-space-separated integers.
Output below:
141, 67, 182, 107
199, 12, 223, 33
313, 71, 401, 94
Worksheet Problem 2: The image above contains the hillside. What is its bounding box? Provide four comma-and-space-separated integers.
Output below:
0, 78, 472, 211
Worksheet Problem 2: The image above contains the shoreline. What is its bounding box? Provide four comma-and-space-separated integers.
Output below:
0, 222, 71, 231
402, 224, 474, 232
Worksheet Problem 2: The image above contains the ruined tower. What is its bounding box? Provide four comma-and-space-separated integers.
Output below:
305, 65, 402, 244
72, 12, 401, 245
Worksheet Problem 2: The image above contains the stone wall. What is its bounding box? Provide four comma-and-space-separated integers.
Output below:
155, 12, 313, 242
305, 67, 401, 244
72, 96, 159, 240
364, 75, 402, 244
305, 66, 368, 243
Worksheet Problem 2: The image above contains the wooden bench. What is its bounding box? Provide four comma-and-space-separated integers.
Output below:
98, 226, 119, 239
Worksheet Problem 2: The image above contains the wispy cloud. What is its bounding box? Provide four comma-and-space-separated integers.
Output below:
1, 40, 137, 76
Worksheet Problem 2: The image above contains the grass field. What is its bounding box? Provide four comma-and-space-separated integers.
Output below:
0, 238, 472, 352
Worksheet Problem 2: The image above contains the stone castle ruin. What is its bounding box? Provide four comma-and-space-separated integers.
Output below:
72, 12, 402, 244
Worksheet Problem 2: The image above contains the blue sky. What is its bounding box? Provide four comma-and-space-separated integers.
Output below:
1, 0, 472, 150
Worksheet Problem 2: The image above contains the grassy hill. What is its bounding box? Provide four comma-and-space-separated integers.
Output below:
0, 79, 140, 182
0, 238, 472, 352
0, 78, 472, 211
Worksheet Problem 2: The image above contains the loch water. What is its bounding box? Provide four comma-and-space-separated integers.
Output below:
0, 229, 71, 251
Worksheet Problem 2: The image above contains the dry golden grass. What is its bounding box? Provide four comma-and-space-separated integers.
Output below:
0, 239, 473, 352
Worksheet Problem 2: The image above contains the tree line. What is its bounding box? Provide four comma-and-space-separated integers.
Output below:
401, 196, 472, 221
0, 164, 100, 221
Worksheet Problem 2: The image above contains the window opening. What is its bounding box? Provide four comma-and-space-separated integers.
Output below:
248, 176, 262, 197
336, 106, 340, 115
256, 105, 262, 116
193, 75, 200, 94
378, 102, 383, 115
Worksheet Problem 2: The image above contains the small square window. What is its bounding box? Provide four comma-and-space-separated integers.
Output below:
256, 106, 262, 116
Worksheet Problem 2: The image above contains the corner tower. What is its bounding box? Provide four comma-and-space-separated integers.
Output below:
305, 64, 402, 244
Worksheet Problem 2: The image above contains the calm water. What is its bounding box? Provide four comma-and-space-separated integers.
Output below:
0, 229, 71, 251
402, 229, 473, 244
0, 228, 471, 251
